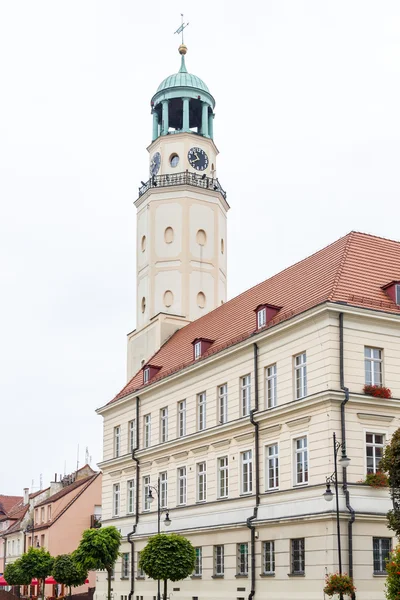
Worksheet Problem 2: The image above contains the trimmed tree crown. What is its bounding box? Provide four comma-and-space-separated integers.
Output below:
74, 526, 122, 572
139, 533, 196, 582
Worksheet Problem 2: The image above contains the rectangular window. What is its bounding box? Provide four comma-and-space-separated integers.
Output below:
218, 383, 228, 424
241, 450, 253, 494
237, 543, 249, 576
294, 353, 307, 399
198, 392, 206, 431
160, 471, 168, 509
143, 367, 150, 383
218, 456, 229, 498
294, 436, 308, 485
373, 537, 391, 573
291, 538, 305, 575
114, 426, 121, 458
122, 552, 129, 578
257, 307, 266, 329
137, 552, 144, 578
214, 545, 224, 576
263, 541, 275, 574
365, 347, 383, 386
197, 462, 207, 502
113, 483, 120, 517
178, 467, 187, 505
160, 407, 168, 443
129, 419, 136, 452
266, 443, 279, 490
178, 400, 186, 437
47, 505, 51, 521
366, 433, 385, 474
144, 414, 151, 448
396, 284, 400, 305
240, 374, 251, 416
194, 341, 202, 359
143, 476, 151, 512
41, 507, 45, 523
127, 480, 135, 514
266, 364, 277, 408
194, 547, 202, 576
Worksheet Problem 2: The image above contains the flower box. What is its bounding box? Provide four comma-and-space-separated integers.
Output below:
363, 384, 392, 398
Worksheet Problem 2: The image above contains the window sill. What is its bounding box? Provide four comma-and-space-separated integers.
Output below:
136, 577, 145, 580
260, 573, 275, 577
211, 575, 224, 579
235, 574, 248, 578
196, 500, 207, 505
373, 573, 387, 577
120, 577, 129, 580
288, 573, 305, 577
190, 575, 202, 579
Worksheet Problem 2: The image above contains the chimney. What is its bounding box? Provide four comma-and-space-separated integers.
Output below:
23, 488, 29, 505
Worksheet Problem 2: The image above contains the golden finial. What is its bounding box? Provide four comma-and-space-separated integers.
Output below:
179, 44, 187, 55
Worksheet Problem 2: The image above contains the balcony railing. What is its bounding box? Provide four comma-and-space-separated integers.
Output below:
138, 171, 227, 201
90, 514, 102, 529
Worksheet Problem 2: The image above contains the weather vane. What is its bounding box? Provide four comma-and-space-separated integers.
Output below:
174, 14, 189, 45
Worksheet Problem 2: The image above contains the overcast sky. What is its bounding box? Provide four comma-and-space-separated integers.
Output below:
1, 1, 399, 495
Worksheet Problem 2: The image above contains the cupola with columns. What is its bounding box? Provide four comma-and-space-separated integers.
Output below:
127, 44, 228, 380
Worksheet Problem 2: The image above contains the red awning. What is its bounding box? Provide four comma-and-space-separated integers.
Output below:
0, 576, 8, 586
0, 576, 89, 587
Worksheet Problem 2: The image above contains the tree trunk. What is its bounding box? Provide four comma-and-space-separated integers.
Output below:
107, 568, 112, 600
163, 579, 167, 600
69, 585, 72, 600
41, 579, 45, 600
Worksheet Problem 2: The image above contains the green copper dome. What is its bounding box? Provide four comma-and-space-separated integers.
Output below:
156, 58, 210, 94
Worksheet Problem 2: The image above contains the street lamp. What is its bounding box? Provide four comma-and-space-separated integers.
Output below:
323, 432, 351, 600
147, 479, 172, 600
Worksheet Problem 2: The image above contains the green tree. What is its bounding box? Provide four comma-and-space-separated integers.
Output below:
139, 533, 195, 600
385, 544, 400, 600
380, 428, 400, 535
4, 559, 31, 597
74, 526, 122, 600
19, 547, 54, 600
52, 554, 88, 599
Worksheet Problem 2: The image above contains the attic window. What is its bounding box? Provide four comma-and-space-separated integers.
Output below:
192, 338, 214, 360
382, 281, 400, 306
194, 341, 202, 360
143, 367, 150, 384
254, 304, 282, 330
142, 364, 161, 385
257, 307, 266, 329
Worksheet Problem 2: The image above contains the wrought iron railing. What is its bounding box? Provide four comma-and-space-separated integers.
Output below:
138, 171, 227, 200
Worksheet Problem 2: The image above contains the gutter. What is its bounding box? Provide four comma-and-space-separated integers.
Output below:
247, 343, 260, 600
339, 313, 356, 599
128, 397, 140, 600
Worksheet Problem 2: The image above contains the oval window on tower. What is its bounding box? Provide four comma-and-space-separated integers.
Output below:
196, 229, 207, 246
164, 227, 174, 244
141, 235, 146, 252
141, 297, 146, 313
197, 292, 206, 309
163, 290, 174, 308
170, 154, 179, 168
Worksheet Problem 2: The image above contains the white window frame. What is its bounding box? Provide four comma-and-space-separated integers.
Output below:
265, 442, 279, 490
128, 419, 136, 453
113, 483, 120, 517
159, 471, 168, 509
241, 449, 253, 494
366, 431, 385, 474
263, 540, 275, 575
218, 383, 228, 424
197, 392, 206, 431
294, 352, 307, 399
127, 479, 135, 514
177, 466, 187, 505
143, 367, 150, 383
194, 547, 202, 576
144, 414, 151, 448
364, 347, 383, 386
266, 364, 277, 408
194, 341, 202, 359
214, 545, 224, 576
178, 400, 186, 437
218, 456, 229, 499
197, 462, 207, 502
143, 476, 151, 512
257, 307, 266, 329
114, 426, 121, 458
240, 374, 251, 417
293, 435, 308, 486
160, 407, 168, 443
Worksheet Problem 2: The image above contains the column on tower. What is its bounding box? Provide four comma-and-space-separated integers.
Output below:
152, 110, 159, 141
201, 102, 209, 137
182, 97, 190, 131
208, 112, 214, 139
162, 100, 169, 135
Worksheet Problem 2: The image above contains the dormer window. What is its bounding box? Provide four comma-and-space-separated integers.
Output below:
382, 281, 400, 306
143, 367, 150, 384
254, 304, 282, 330
192, 338, 214, 360
142, 364, 161, 385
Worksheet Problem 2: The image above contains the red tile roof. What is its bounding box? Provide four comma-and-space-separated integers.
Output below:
35, 475, 96, 507
0, 496, 23, 516
108, 231, 400, 405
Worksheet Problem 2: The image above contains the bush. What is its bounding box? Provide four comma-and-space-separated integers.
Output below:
363, 384, 392, 398
363, 471, 389, 488
385, 545, 400, 599
324, 573, 355, 597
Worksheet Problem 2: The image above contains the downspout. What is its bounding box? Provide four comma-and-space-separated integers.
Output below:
339, 313, 356, 598
128, 396, 140, 600
247, 343, 260, 600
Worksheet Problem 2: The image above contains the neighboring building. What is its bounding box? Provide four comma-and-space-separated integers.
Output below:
96, 44, 400, 600
0, 496, 23, 575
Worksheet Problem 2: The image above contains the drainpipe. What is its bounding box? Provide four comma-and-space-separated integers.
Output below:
247, 343, 260, 600
339, 313, 356, 598
128, 397, 140, 600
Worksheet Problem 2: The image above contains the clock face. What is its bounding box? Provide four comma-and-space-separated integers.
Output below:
188, 147, 209, 171
150, 152, 161, 176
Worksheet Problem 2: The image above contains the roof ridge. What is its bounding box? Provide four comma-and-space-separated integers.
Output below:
349, 230, 400, 244
328, 232, 354, 301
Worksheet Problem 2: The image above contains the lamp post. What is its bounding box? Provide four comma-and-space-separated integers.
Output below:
323, 432, 351, 600
147, 478, 171, 600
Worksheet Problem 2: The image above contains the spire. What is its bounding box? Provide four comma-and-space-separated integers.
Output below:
178, 44, 188, 73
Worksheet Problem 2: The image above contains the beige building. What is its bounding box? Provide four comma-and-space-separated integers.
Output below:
96, 44, 400, 600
